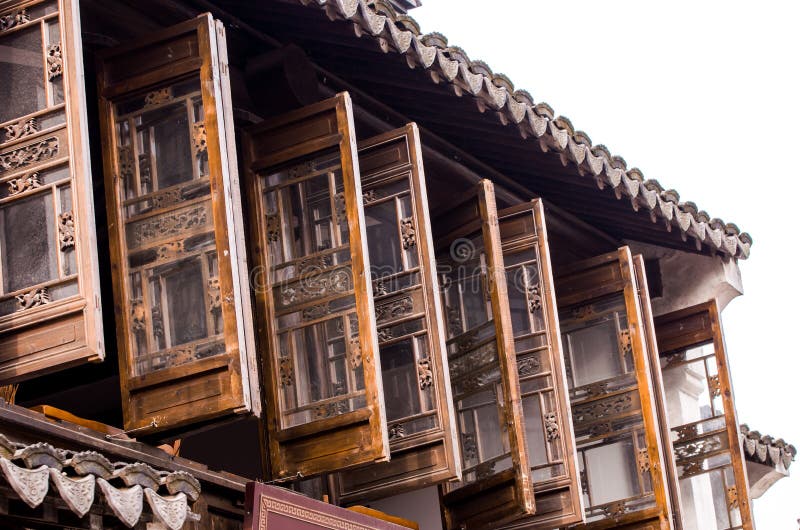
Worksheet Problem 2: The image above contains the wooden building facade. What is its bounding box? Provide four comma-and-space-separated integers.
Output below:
0, 0, 789, 529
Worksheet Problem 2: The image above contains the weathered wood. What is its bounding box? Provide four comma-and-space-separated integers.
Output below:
242, 93, 388, 479
333, 123, 460, 502
97, 13, 257, 435
0, 0, 104, 383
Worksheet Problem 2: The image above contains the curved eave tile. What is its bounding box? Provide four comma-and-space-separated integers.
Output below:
292, 0, 753, 259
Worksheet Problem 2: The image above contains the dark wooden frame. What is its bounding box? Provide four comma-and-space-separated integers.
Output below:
495, 200, 584, 529
0, 0, 104, 382
334, 123, 460, 502
97, 14, 258, 434
555, 247, 673, 529
654, 299, 754, 530
242, 92, 388, 478
437, 180, 534, 530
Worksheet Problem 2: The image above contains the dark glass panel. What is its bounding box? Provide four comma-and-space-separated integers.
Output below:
0, 25, 45, 123
1, 191, 57, 293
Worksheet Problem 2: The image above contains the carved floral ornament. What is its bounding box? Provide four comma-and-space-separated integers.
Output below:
47, 44, 63, 81
0, 137, 59, 174
0, 433, 201, 529
3, 118, 39, 143
0, 9, 30, 31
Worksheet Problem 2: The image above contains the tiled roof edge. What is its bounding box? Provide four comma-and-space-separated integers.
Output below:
740, 424, 796, 470
293, 0, 752, 259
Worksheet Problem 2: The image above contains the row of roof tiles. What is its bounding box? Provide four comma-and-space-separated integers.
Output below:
293, 0, 752, 259
740, 424, 796, 471
0, 432, 201, 529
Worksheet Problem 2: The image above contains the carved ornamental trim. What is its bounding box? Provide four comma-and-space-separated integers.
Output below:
193, 122, 207, 154
388, 423, 405, 440
143, 88, 172, 108
637, 447, 651, 473
16, 287, 50, 311
0, 9, 30, 31
572, 393, 634, 425
0, 137, 59, 174
58, 211, 75, 250
708, 374, 721, 397
46, 44, 62, 80
526, 282, 542, 312
279, 357, 293, 387
400, 217, 415, 249
375, 295, 413, 324
7, 171, 40, 196
726, 485, 738, 509
418, 358, 432, 390
265, 213, 280, 242
207, 277, 221, 312
3, 118, 38, 143
544, 411, 560, 441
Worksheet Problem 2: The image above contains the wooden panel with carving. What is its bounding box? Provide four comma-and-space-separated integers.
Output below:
436, 180, 534, 530
334, 124, 460, 502
495, 200, 584, 529
555, 248, 672, 529
97, 15, 258, 434
633, 256, 684, 530
242, 93, 388, 478
654, 300, 753, 530
0, 0, 104, 382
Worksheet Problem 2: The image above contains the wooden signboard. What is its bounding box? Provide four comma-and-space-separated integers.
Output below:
245, 483, 408, 530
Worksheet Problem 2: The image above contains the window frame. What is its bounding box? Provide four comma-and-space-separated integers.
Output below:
96, 14, 258, 434
554, 247, 673, 529
333, 123, 461, 502
0, 0, 104, 382
241, 92, 389, 479
437, 180, 534, 530
654, 299, 754, 530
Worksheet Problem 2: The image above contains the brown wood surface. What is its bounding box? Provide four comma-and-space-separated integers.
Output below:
96, 13, 254, 434
438, 180, 535, 530
242, 93, 388, 479
495, 199, 584, 529
0, 0, 105, 383
334, 124, 460, 503
654, 300, 754, 530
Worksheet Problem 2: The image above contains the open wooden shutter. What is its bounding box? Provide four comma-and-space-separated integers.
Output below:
242, 93, 388, 478
0, 0, 104, 381
496, 200, 584, 529
437, 180, 533, 530
97, 15, 258, 434
654, 300, 753, 530
555, 247, 672, 529
633, 255, 684, 530
333, 124, 460, 501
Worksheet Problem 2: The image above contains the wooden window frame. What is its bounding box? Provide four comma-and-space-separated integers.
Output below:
97, 14, 258, 434
242, 92, 388, 479
654, 299, 754, 530
333, 123, 460, 502
437, 180, 533, 530
0, 0, 104, 382
496, 199, 584, 529
555, 247, 673, 529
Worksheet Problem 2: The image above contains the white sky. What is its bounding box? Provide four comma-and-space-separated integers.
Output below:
411, 1, 800, 528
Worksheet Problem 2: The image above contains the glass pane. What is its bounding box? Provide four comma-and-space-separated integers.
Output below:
584, 438, 639, 505
678, 469, 732, 530
1, 191, 57, 293
522, 395, 548, 467
381, 338, 421, 421
164, 259, 208, 346
0, 25, 45, 123
139, 102, 193, 190
366, 199, 402, 277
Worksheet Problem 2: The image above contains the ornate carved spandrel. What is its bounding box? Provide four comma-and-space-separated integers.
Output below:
7, 171, 40, 196
673, 433, 724, 461
526, 282, 542, 312
417, 358, 432, 390
3, 118, 39, 143
400, 217, 415, 249
126, 204, 209, 249
16, 287, 50, 311
0, 137, 59, 174
708, 374, 721, 397
637, 447, 651, 473
46, 44, 62, 80
279, 357, 293, 388
58, 211, 75, 250
388, 423, 405, 440
207, 277, 221, 312
544, 411, 560, 441
143, 88, 172, 108
0, 9, 30, 31
374, 295, 413, 324
193, 122, 207, 154
362, 189, 380, 204
572, 393, 634, 426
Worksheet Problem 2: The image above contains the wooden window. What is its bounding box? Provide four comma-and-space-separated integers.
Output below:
97, 15, 258, 433
496, 201, 584, 529
242, 93, 387, 478
436, 180, 533, 530
655, 300, 753, 530
555, 247, 672, 528
333, 124, 460, 501
633, 255, 684, 530
0, 0, 104, 381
